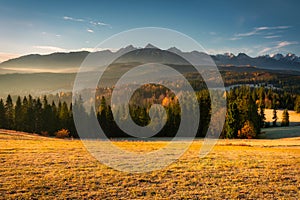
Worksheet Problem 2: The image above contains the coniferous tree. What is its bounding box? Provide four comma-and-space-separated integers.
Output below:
98, 96, 107, 133
225, 102, 239, 138
259, 105, 266, 128
34, 98, 43, 133
26, 95, 35, 132
21, 96, 29, 131
51, 101, 59, 135
59, 101, 69, 129
68, 103, 78, 138
248, 97, 260, 135
0, 99, 6, 128
258, 87, 265, 104
14, 96, 22, 131
41, 96, 52, 134
272, 108, 278, 127
5, 95, 14, 129
74, 95, 91, 138
281, 109, 289, 127
198, 91, 211, 137
106, 105, 114, 137
294, 95, 300, 113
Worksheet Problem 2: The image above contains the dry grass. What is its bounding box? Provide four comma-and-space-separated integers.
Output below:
0, 130, 299, 199
265, 109, 300, 126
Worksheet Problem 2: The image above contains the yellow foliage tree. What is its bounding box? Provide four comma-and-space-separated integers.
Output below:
238, 120, 256, 139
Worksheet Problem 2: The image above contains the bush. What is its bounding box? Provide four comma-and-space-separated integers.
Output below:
238, 121, 256, 139
55, 129, 70, 138
40, 131, 49, 137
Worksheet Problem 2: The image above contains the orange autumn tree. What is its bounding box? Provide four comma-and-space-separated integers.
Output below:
238, 120, 256, 139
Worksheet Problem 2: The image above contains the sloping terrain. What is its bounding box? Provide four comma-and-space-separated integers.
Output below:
0, 130, 299, 199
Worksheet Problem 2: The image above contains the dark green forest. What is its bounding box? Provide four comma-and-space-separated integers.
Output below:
0, 85, 298, 139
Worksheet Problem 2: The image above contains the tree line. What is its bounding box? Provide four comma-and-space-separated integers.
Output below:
0, 95, 77, 137
224, 86, 290, 139
0, 85, 294, 139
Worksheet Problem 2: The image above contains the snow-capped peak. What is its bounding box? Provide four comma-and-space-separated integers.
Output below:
224, 52, 235, 58
270, 53, 284, 60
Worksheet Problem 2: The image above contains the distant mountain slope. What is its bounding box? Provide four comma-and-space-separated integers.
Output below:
211, 53, 300, 70
1, 44, 300, 74
0, 73, 76, 97
0, 51, 89, 73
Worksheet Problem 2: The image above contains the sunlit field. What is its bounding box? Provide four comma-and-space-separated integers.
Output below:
265, 109, 300, 126
0, 130, 299, 199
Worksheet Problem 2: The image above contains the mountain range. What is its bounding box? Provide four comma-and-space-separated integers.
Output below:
1, 44, 300, 98
1, 44, 300, 74
211, 52, 300, 70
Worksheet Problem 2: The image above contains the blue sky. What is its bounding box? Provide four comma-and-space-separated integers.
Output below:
0, 0, 299, 62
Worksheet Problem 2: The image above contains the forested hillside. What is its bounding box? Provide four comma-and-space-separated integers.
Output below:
1, 85, 299, 138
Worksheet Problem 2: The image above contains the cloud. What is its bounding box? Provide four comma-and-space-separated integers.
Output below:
63, 16, 84, 22
63, 16, 111, 29
32, 45, 118, 53
229, 37, 242, 41
33, 45, 67, 52
256, 41, 298, 55
264, 35, 281, 39
235, 29, 258, 37
275, 41, 298, 49
89, 20, 110, 27
258, 47, 272, 55
87, 29, 94, 33
235, 26, 291, 37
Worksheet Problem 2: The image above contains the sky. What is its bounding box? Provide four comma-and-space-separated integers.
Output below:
0, 0, 300, 62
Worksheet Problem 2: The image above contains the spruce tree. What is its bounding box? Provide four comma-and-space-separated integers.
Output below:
272, 108, 278, 127
98, 96, 107, 133
294, 95, 300, 113
51, 101, 59, 134
27, 95, 35, 132
14, 96, 22, 131
22, 96, 29, 131
41, 96, 52, 134
247, 96, 260, 135
0, 99, 6, 129
225, 102, 239, 138
59, 101, 69, 129
67, 103, 77, 138
5, 95, 14, 129
106, 105, 114, 137
281, 109, 289, 127
34, 98, 43, 133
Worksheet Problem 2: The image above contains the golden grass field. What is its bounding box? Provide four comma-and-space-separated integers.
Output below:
265, 109, 300, 126
0, 130, 299, 199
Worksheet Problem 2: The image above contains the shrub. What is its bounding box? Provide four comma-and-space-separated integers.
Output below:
40, 131, 49, 137
238, 120, 256, 139
55, 129, 70, 138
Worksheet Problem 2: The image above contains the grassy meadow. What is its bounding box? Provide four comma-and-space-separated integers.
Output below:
0, 129, 299, 199
265, 109, 300, 126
